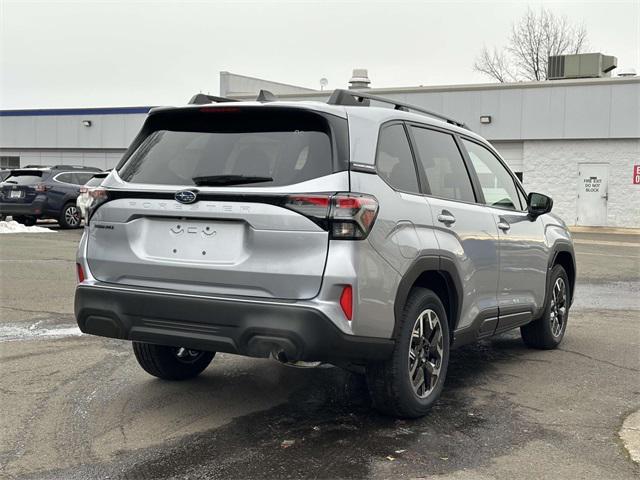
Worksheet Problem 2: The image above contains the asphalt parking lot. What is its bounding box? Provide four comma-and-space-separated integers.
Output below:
1, 226, 638, 480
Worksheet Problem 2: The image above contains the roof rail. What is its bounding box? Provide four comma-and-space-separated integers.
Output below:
53, 164, 102, 171
188, 93, 239, 105
327, 89, 468, 129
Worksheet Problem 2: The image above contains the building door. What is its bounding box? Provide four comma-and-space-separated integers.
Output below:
577, 163, 609, 226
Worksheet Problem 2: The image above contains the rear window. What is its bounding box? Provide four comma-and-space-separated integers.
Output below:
118, 108, 347, 187
4, 171, 44, 185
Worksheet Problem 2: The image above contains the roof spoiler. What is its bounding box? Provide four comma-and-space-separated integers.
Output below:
327, 89, 468, 129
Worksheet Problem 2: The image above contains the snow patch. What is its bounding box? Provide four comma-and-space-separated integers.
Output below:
0, 323, 82, 342
0, 220, 55, 234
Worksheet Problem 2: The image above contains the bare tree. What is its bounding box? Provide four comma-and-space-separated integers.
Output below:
474, 7, 588, 82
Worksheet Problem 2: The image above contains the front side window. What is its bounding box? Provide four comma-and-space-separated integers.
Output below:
462, 139, 523, 210
411, 127, 475, 203
376, 124, 420, 193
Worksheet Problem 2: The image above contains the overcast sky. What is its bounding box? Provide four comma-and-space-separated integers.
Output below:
1, 0, 638, 109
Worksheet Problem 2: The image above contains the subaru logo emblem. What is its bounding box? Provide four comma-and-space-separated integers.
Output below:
175, 190, 197, 204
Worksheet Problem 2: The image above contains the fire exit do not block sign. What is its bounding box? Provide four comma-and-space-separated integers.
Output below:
634, 165, 640, 185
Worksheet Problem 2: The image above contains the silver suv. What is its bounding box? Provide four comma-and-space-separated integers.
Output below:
75, 90, 575, 418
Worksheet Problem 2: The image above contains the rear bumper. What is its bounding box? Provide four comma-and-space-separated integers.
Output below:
74, 283, 394, 363
0, 197, 47, 216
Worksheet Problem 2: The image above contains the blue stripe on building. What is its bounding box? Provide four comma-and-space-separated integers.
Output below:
0, 107, 153, 117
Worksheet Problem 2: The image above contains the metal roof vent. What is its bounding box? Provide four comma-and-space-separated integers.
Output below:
548, 53, 617, 80
617, 67, 637, 77
348, 69, 371, 89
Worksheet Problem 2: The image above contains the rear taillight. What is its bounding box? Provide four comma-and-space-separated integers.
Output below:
79, 187, 88, 194
76, 263, 85, 283
330, 194, 379, 239
85, 188, 110, 224
284, 193, 379, 240
35, 183, 47, 192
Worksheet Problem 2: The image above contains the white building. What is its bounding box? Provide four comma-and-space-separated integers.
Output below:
1, 69, 638, 228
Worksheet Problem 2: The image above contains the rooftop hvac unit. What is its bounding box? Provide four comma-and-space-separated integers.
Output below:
548, 53, 617, 80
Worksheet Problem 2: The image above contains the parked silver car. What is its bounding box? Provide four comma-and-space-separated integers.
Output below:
75, 90, 575, 417
77, 172, 109, 221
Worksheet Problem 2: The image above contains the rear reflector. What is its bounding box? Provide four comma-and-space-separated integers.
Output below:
340, 285, 353, 321
76, 263, 85, 283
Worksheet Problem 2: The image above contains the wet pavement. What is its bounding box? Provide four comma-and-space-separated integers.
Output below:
0, 227, 638, 479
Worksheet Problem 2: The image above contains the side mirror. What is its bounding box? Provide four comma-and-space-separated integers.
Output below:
527, 192, 553, 217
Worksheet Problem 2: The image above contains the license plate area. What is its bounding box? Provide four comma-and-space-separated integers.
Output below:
10, 190, 23, 199
139, 218, 245, 264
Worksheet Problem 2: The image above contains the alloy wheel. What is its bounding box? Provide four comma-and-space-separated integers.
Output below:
174, 347, 204, 364
550, 277, 567, 337
65, 206, 80, 227
408, 309, 444, 398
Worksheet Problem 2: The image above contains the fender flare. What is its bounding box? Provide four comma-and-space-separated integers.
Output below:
393, 255, 464, 336
547, 240, 576, 307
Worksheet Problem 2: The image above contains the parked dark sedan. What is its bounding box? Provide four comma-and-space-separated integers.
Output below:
0, 165, 101, 227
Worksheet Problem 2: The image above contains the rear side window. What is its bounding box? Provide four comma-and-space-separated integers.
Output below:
72, 172, 96, 185
119, 108, 345, 187
55, 173, 75, 184
375, 124, 419, 193
411, 127, 475, 203
4, 171, 43, 185
85, 175, 106, 187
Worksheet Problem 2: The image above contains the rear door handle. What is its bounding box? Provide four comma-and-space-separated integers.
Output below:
437, 211, 456, 226
497, 219, 510, 231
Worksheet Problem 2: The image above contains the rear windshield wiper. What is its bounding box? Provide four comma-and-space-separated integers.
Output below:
192, 175, 273, 187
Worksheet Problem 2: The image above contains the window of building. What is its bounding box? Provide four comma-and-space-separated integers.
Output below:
0, 156, 20, 168
411, 126, 475, 203
462, 139, 523, 210
375, 124, 420, 193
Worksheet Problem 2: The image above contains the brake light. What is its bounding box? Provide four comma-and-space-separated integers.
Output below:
35, 183, 47, 192
340, 285, 353, 320
199, 107, 241, 113
79, 187, 88, 194
76, 263, 85, 283
285, 194, 331, 219
284, 193, 379, 240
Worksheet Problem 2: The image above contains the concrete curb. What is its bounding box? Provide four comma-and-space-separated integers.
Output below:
569, 226, 640, 235
620, 410, 640, 465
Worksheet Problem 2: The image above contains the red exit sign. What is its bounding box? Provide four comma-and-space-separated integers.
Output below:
634, 165, 640, 185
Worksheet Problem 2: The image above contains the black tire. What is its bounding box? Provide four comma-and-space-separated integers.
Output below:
13, 215, 27, 224
366, 287, 450, 418
132, 342, 215, 380
521, 264, 570, 349
22, 216, 37, 227
58, 203, 82, 229
0, 214, 6, 221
